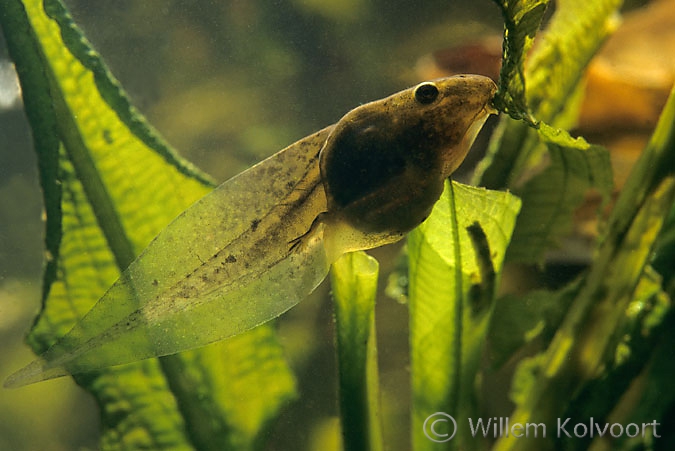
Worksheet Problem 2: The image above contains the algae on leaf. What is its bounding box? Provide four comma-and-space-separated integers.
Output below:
0, 0, 295, 449
491, 0, 548, 119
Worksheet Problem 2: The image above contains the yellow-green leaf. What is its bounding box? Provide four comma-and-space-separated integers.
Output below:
506, 129, 613, 263
408, 180, 520, 450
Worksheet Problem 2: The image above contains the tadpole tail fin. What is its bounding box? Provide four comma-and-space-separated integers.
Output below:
4, 358, 68, 388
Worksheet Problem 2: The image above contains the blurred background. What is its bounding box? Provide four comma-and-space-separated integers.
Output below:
1, 0, 670, 449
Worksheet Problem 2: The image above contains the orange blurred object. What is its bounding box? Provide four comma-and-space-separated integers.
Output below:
578, 0, 675, 134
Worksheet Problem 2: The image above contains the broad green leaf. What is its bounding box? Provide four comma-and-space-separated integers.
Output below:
487, 282, 579, 370
493, 83, 675, 451
506, 128, 613, 263
1, 0, 295, 449
408, 180, 521, 450
331, 251, 383, 451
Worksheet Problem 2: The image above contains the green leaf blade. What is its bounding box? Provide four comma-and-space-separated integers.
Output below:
331, 251, 384, 451
507, 128, 613, 263
525, 0, 622, 123
408, 180, 520, 450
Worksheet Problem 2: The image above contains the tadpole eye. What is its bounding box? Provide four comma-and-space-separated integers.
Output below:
414, 82, 439, 105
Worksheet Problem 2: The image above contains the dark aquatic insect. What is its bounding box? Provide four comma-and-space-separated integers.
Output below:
5, 75, 497, 387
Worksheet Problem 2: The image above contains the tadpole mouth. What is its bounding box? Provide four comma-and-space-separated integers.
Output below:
484, 86, 500, 116
485, 100, 499, 116
441, 100, 495, 176
466, 105, 493, 143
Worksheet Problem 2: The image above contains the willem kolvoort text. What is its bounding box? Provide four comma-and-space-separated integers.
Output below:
467, 417, 661, 439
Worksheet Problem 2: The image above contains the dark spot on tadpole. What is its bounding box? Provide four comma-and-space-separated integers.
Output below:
152, 279, 158, 286
225, 254, 237, 263
102, 129, 113, 144
286, 181, 295, 190
251, 218, 261, 231
200, 274, 209, 282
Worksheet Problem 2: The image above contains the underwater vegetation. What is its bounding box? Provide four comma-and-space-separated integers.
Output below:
0, 0, 674, 450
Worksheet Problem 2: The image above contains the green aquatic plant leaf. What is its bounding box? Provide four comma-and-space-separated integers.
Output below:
499, 266, 670, 450
0, 0, 295, 449
607, 312, 675, 451
525, 0, 621, 124
506, 127, 613, 263
408, 180, 521, 450
487, 282, 579, 371
331, 251, 384, 451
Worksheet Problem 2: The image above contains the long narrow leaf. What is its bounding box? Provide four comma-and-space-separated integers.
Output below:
332, 251, 384, 451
